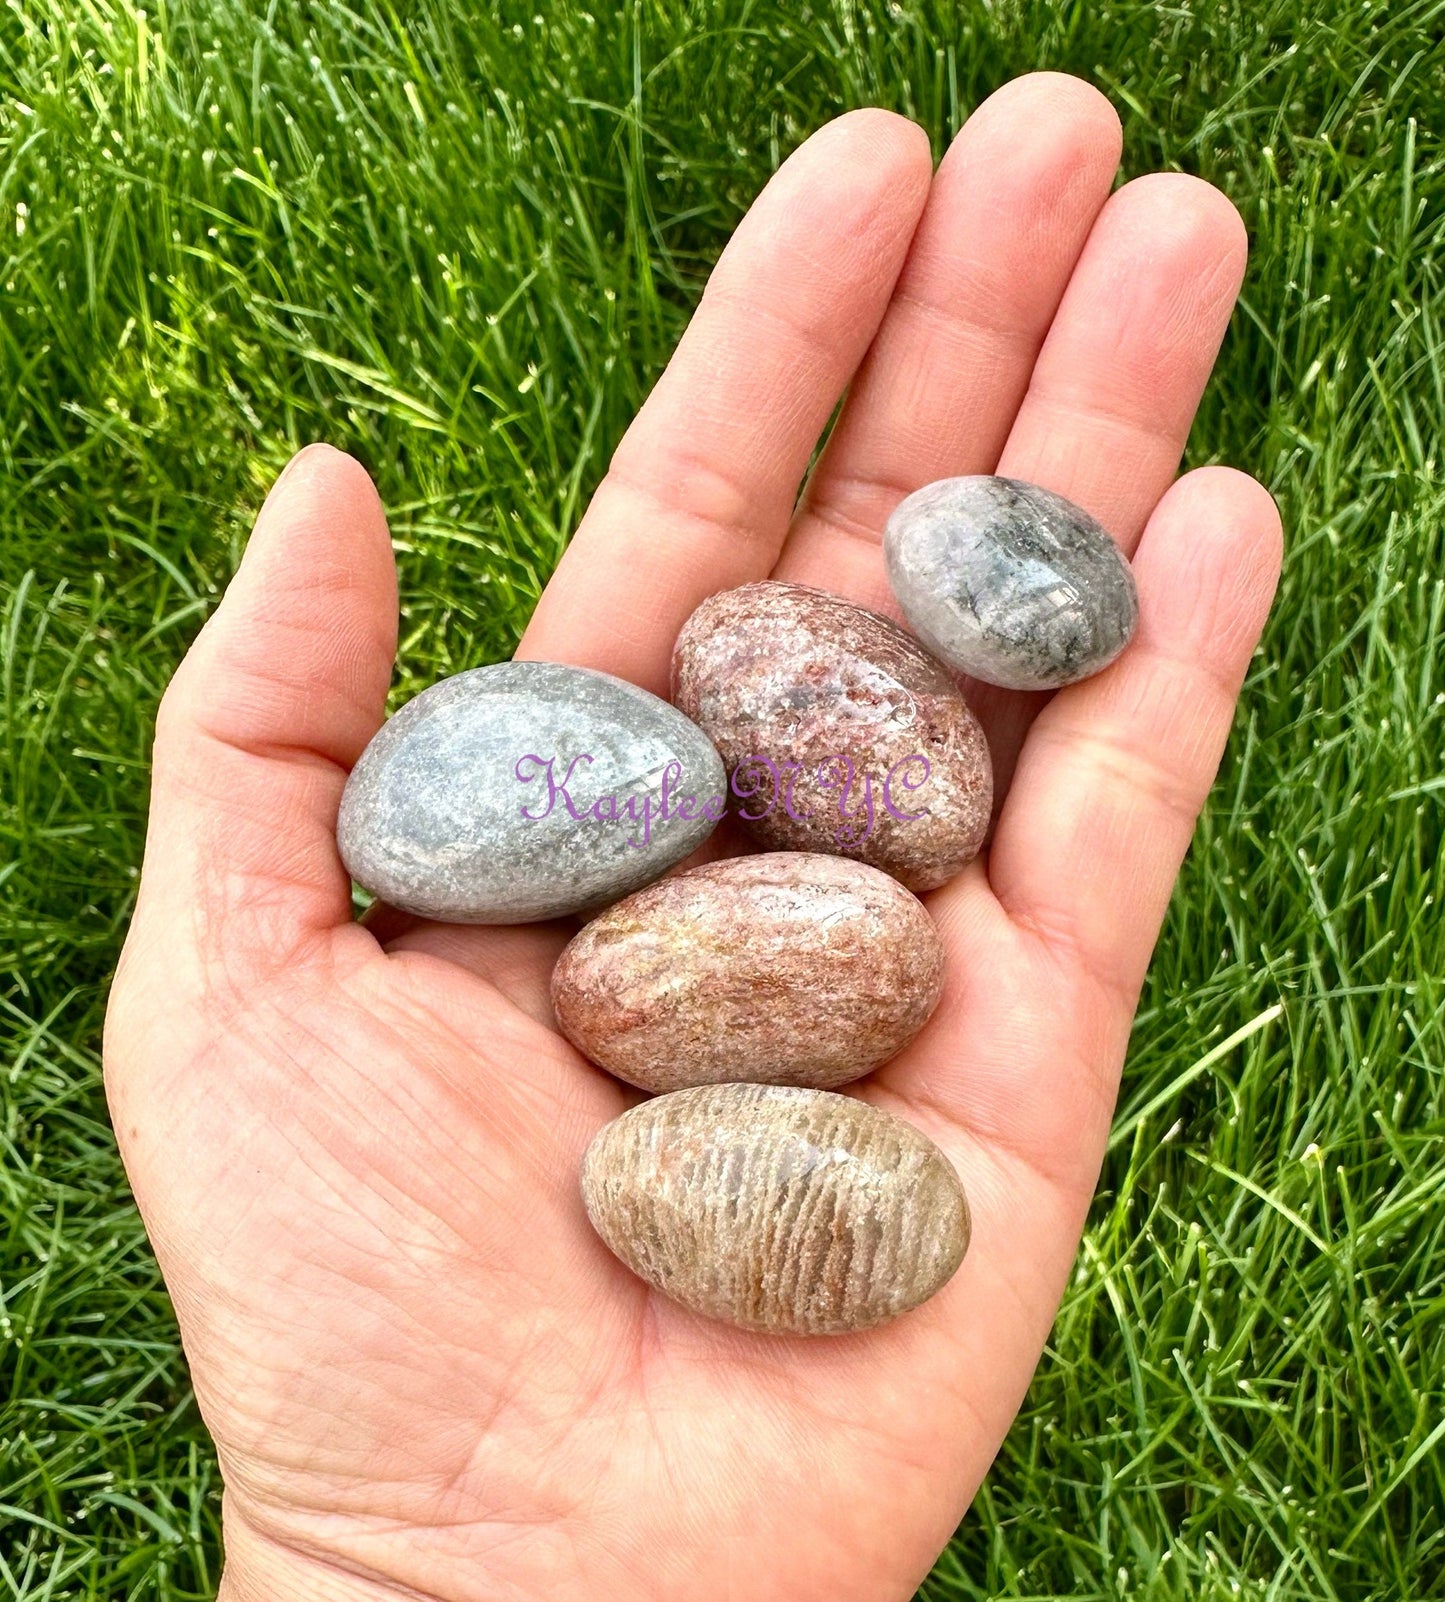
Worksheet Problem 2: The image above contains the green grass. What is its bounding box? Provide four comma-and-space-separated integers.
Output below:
1, 0, 1442, 1596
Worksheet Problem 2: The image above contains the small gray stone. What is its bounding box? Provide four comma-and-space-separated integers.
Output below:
884, 475, 1139, 690
337, 662, 727, 923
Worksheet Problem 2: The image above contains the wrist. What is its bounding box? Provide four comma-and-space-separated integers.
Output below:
218, 1504, 420, 1602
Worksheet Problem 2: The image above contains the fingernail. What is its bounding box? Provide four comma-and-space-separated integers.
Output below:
273, 442, 319, 490
260, 443, 331, 516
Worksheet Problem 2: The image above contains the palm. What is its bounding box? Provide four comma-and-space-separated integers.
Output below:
105, 77, 1281, 1602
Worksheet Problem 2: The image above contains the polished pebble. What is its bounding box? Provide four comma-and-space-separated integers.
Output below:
671, 582, 992, 892
552, 853, 944, 1093
884, 475, 1139, 690
581, 1083, 970, 1334
337, 662, 726, 923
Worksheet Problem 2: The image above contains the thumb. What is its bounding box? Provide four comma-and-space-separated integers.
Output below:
131, 443, 397, 976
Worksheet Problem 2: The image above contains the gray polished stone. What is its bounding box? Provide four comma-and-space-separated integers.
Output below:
337, 663, 727, 924
884, 476, 1139, 691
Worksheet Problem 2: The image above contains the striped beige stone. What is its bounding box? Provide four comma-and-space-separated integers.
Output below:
580, 1083, 970, 1335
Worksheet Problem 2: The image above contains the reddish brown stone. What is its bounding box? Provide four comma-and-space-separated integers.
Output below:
672, 582, 992, 892
552, 852, 944, 1093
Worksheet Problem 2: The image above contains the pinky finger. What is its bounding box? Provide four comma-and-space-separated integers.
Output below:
987, 466, 1283, 1014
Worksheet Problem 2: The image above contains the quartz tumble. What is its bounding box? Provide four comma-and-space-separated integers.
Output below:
884, 475, 1139, 690
552, 852, 944, 1093
337, 662, 726, 923
581, 1082, 971, 1335
672, 581, 992, 892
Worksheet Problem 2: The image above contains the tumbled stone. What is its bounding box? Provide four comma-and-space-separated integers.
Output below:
671, 582, 992, 893
581, 1083, 970, 1335
337, 662, 726, 923
552, 853, 944, 1093
884, 475, 1139, 691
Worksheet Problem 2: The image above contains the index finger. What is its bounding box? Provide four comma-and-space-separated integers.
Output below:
516, 109, 933, 696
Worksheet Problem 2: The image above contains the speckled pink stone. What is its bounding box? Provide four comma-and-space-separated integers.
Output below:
552, 852, 944, 1093
671, 582, 992, 892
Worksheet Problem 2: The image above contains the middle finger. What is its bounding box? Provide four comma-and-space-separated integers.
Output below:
775, 72, 1123, 595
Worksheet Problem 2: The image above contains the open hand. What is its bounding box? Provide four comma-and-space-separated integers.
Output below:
105, 74, 1282, 1602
